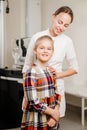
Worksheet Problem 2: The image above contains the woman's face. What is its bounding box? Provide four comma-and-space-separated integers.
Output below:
51, 12, 72, 36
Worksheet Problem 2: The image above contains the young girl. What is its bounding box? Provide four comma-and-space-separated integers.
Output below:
21, 35, 61, 130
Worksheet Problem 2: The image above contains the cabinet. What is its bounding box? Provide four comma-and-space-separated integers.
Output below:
0, 69, 23, 129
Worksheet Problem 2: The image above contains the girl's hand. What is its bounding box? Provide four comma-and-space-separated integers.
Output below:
22, 97, 28, 111
47, 118, 56, 127
51, 105, 60, 122
50, 109, 60, 122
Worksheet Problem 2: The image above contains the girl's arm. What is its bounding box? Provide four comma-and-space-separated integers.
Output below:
22, 73, 28, 111
44, 105, 60, 122
47, 105, 60, 127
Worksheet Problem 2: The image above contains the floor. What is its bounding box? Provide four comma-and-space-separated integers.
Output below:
60, 104, 87, 130
4, 104, 87, 130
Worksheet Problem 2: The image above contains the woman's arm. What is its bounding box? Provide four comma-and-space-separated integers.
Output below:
48, 67, 77, 79
48, 38, 79, 79
56, 68, 77, 79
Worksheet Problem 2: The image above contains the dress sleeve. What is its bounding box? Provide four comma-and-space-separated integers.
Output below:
24, 70, 47, 113
65, 39, 79, 73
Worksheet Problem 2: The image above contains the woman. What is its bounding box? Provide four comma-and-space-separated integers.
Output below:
22, 6, 79, 118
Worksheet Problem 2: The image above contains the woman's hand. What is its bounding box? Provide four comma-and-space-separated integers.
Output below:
47, 66, 58, 78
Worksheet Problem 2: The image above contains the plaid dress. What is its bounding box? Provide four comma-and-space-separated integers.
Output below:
21, 64, 61, 130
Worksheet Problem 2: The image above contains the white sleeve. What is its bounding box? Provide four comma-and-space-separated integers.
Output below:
22, 36, 36, 73
65, 39, 79, 72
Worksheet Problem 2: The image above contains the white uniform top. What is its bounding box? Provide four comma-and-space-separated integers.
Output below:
22, 29, 79, 117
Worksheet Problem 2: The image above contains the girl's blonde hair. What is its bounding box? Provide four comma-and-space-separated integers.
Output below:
34, 35, 54, 51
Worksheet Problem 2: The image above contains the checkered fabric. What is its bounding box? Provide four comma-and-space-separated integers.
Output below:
21, 64, 61, 130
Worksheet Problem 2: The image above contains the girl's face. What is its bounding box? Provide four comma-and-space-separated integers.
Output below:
34, 39, 53, 63
51, 12, 71, 36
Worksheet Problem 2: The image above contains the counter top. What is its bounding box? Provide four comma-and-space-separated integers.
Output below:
0, 68, 22, 78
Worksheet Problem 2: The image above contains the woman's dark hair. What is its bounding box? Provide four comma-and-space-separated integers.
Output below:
54, 6, 74, 23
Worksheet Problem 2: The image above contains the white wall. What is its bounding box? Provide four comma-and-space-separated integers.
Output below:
0, 1, 5, 67
0, 2, 2, 66
1, 0, 41, 68
2, 0, 26, 68
26, 0, 41, 37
